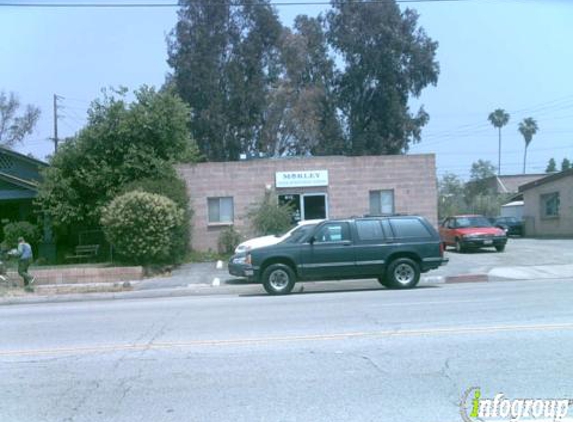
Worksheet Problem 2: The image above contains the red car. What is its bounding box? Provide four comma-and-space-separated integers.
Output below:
439, 215, 508, 253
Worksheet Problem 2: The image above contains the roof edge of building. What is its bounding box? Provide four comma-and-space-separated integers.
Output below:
519, 168, 573, 192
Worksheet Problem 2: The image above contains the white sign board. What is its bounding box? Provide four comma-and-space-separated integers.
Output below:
275, 170, 329, 188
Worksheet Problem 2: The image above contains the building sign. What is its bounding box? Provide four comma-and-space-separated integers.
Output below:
275, 170, 329, 188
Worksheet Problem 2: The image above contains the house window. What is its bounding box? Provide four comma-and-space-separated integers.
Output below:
369, 190, 394, 215
540, 192, 560, 218
208, 197, 234, 223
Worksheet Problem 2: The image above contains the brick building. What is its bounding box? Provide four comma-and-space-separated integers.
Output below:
178, 154, 438, 251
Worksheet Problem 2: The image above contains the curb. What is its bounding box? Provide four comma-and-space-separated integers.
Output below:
0, 274, 486, 306
445, 274, 489, 284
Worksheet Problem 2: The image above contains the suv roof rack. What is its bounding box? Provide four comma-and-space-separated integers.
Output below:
362, 213, 408, 218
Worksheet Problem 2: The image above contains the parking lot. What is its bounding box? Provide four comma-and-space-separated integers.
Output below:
134, 237, 573, 295
434, 237, 573, 281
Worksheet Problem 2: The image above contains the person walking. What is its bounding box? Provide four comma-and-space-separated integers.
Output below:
17, 237, 35, 291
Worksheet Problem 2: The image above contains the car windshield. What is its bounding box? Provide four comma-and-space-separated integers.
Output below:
284, 223, 318, 243
455, 216, 493, 228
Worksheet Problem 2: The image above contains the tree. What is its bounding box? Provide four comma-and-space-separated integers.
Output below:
487, 108, 510, 175
36, 86, 199, 230
518, 117, 538, 174
326, 0, 439, 155
0, 91, 41, 147
260, 15, 344, 156
438, 173, 465, 219
466, 159, 496, 200
562, 158, 571, 171
167, 0, 284, 161
546, 158, 557, 173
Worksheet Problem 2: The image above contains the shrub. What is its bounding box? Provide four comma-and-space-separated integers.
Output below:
101, 191, 184, 265
247, 191, 293, 236
217, 226, 241, 254
2, 221, 41, 249
121, 174, 192, 263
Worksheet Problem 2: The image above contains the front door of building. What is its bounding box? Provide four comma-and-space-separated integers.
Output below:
278, 193, 328, 223
302, 194, 327, 220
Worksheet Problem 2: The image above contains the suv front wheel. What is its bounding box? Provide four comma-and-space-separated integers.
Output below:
385, 258, 420, 289
262, 263, 296, 295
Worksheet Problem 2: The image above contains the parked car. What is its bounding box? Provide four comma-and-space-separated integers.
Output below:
488, 216, 524, 236
229, 215, 448, 295
440, 215, 507, 253
234, 219, 323, 254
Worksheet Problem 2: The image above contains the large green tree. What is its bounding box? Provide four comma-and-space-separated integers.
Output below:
518, 117, 538, 174
168, 0, 283, 161
487, 108, 510, 175
326, 0, 439, 155
0, 90, 40, 147
36, 86, 199, 229
261, 15, 344, 156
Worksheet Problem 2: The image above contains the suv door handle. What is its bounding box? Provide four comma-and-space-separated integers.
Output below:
341, 241, 352, 246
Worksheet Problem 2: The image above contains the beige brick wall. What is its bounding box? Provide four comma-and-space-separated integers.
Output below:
523, 175, 573, 236
178, 155, 438, 251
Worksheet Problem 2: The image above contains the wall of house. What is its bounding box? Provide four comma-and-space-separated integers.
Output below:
523, 175, 573, 236
178, 155, 438, 252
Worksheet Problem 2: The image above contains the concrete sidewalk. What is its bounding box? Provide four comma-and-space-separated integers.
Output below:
2, 237, 573, 305
3, 259, 573, 306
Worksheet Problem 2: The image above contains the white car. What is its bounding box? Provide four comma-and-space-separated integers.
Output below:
234, 219, 323, 254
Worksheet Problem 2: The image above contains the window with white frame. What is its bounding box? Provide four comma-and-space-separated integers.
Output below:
208, 197, 234, 223
369, 190, 394, 215
540, 192, 560, 218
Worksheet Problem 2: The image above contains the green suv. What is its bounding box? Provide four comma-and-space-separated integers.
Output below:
229, 216, 448, 295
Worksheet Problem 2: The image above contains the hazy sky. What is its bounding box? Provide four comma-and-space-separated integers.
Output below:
1, 0, 572, 179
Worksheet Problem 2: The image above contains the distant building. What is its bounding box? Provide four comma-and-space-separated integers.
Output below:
519, 169, 573, 237
468, 174, 547, 195
178, 154, 439, 252
0, 147, 55, 259
0, 147, 47, 223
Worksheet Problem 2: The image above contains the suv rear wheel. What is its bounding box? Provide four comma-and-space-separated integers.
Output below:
385, 258, 420, 289
262, 263, 296, 295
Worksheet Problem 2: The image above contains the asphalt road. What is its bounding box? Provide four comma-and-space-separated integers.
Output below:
1, 279, 573, 422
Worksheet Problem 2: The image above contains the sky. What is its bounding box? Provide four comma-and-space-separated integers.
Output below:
1, 0, 572, 180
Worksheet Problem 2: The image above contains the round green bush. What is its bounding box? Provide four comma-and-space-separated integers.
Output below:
101, 191, 184, 265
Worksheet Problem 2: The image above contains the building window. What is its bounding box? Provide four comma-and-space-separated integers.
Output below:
369, 190, 394, 215
540, 192, 560, 218
208, 197, 234, 223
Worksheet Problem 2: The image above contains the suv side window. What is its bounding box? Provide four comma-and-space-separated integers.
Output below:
356, 219, 385, 241
314, 222, 350, 243
390, 218, 432, 238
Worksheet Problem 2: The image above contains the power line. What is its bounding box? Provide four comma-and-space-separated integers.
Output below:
0, 0, 489, 8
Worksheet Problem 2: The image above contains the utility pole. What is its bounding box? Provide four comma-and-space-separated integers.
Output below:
52, 94, 62, 153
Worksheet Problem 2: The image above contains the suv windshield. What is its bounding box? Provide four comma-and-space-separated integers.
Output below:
284, 223, 318, 243
455, 216, 493, 228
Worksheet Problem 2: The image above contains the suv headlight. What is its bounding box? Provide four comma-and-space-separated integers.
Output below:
232, 255, 247, 265
232, 254, 252, 265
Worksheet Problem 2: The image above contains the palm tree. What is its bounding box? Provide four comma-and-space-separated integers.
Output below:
488, 109, 510, 175
518, 117, 539, 174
